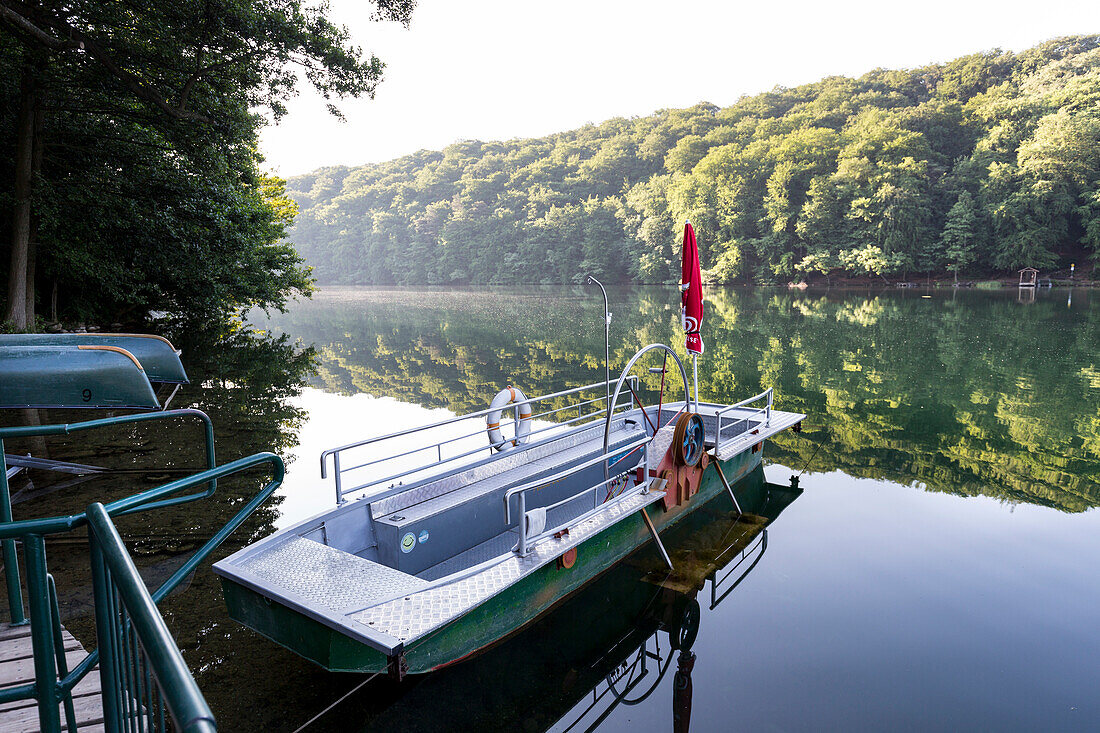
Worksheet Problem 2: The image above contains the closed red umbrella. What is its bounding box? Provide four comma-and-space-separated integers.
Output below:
681, 221, 704, 355
681, 221, 703, 408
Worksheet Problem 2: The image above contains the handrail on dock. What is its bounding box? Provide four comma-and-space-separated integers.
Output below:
0, 408, 218, 626
88, 502, 217, 733
320, 377, 639, 505
0, 451, 284, 732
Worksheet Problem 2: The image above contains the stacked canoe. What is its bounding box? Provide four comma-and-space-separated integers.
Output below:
0, 334, 187, 410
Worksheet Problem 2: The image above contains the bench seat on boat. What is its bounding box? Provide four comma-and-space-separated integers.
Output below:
416, 494, 591, 581
370, 420, 646, 576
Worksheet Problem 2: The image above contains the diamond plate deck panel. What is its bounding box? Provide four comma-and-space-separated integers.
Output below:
349, 488, 664, 642
648, 423, 676, 462
238, 536, 428, 615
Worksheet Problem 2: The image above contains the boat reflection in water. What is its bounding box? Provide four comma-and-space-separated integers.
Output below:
337, 464, 802, 733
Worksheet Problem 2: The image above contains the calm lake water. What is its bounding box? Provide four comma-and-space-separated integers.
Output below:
6, 285, 1100, 731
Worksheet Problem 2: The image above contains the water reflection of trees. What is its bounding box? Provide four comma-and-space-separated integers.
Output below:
263, 286, 1100, 513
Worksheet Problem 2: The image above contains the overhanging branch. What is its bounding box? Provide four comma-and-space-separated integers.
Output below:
0, 0, 212, 124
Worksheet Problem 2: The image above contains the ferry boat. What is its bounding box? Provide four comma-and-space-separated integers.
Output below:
214, 223, 806, 678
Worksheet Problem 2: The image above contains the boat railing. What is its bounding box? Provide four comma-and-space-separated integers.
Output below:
321, 377, 640, 505
709, 528, 767, 610
714, 387, 773, 443
0, 452, 284, 732
502, 435, 651, 556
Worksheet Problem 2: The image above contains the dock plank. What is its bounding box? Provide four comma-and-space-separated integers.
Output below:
0, 693, 105, 732
0, 623, 105, 733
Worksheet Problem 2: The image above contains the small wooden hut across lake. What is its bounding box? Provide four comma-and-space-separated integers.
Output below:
1018, 267, 1039, 287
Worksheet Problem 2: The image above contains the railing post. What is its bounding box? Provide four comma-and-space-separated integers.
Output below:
517, 492, 527, 557
89, 529, 124, 732
333, 452, 343, 505
24, 534, 61, 733
47, 575, 76, 731
0, 440, 26, 624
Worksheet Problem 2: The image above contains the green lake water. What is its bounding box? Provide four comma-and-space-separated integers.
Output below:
5, 285, 1100, 731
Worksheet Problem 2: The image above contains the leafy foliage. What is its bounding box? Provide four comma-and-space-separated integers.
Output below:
288, 36, 1100, 285
0, 0, 415, 325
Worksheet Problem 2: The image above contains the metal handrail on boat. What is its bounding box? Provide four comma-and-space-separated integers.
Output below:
502, 435, 651, 556
603, 344, 690, 458
320, 377, 640, 505
714, 388, 773, 445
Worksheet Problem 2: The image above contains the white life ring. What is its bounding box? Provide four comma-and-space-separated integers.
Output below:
487, 386, 533, 452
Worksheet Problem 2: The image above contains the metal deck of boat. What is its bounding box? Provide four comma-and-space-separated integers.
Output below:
219, 482, 665, 655
694, 403, 804, 462
417, 496, 589, 581
350, 485, 665, 643
215, 414, 660, 653
237, 537, 431, 617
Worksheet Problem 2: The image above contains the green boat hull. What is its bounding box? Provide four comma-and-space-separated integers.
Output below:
0, 345, 160, 409
0, 333, 187, 384
220, 448, 763, 674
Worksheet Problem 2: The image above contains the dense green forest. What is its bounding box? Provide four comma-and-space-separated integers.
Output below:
0, 0, 414, 330
289, 36, 1100, 286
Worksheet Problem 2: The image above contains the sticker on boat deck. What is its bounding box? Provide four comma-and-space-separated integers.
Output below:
418, 530, 430, 544
401, 532, 416, 553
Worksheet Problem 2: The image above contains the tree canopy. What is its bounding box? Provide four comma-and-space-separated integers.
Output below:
0, 0, 415, 329
287, 36, 1100, 286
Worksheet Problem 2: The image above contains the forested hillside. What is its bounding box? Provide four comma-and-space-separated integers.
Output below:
288, 36, 1100, 286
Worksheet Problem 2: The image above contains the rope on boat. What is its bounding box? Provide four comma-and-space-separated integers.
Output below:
290, 670, 384, 732
795, 429, 827, 478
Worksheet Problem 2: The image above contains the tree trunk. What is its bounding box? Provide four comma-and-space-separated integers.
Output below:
3, 66, 36, 330
24, 87, 45, 330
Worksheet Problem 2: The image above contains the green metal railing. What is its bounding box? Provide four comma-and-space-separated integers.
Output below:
0, 449, 284, 732
0, 408, 218, 625
89, 502, 215, 733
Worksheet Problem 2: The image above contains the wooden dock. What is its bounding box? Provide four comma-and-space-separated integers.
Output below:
0, 622, 104, 732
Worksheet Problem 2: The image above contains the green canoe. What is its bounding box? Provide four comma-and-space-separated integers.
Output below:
0, 345, 160, 409
0, 333, 187, 384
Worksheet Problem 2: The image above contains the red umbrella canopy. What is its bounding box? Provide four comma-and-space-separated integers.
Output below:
680, 222, 704, 354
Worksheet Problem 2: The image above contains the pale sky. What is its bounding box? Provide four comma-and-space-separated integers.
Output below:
259, 0, 1098, 177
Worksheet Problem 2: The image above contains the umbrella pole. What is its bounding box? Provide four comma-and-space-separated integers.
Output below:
692, 353, 699, 411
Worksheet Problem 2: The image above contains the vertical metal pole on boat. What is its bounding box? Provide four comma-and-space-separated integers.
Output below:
517, 492, 528, 557
584, 275, 611, 418
333, 452, 344, 505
